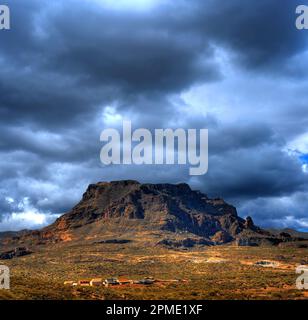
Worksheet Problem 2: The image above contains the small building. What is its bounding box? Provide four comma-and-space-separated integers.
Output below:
137, 278, 155, 285
90, 278, 103, 286
78, 279, 91, 286
104, 278, 119, 287
118, 278, 132, 285
64, 281, 74, 286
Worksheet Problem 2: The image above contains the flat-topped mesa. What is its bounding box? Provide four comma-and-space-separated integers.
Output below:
10, 180, 297, 247
39, 180, 249, 242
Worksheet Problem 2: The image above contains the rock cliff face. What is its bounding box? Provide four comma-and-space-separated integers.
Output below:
5, 180, 304, 247
49, 180, 244, 239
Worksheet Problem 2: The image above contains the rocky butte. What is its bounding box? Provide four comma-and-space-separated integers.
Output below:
4, 180, 307, 248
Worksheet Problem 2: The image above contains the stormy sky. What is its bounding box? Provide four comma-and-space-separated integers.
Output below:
0, 0, 308, 231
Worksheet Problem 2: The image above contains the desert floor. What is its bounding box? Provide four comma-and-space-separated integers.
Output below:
1, 241, 307, 300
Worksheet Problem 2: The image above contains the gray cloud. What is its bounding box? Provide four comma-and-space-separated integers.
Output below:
1, 0, 308, 231
190, 0, 307, 70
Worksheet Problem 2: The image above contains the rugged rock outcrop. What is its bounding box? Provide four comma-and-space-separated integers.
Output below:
4, 180, 306, 247
39, 180, 251, 242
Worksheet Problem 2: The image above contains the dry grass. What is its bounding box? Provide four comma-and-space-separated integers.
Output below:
0, 240, 307, 300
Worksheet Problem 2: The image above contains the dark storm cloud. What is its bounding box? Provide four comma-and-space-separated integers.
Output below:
238, 191, 308, 230
204, 146, 307, 200
209, 123, 281, 154
0, 0, 305, 128
0, 0, 220, 128
1, 0, 308, 230
187, 0, 307, 70
45, 9, 219, 94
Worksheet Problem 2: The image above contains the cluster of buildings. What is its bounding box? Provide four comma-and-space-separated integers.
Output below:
64, 277, 156, 287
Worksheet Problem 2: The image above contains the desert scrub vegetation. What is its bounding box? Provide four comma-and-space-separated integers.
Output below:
0, 244, 307, 300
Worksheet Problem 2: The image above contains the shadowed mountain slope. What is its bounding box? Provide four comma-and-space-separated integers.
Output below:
2, 181, 305, 248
